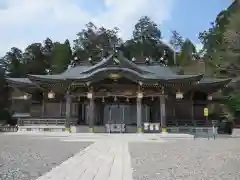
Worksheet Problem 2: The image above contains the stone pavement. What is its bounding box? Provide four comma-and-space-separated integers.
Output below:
37, 139, 133, 180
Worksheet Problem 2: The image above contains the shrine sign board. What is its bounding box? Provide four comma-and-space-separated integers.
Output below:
204, 108, 208, 117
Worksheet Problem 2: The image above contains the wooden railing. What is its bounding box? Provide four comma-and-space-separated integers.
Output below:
18, 118, 77, 126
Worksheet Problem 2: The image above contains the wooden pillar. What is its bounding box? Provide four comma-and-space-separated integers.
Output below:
60, 101, 62, 117
191, 92, 195, 126
41, 99, 45, 118
87, 91, 94, 133
137, 93, 143, 133
41, 92, 45, 117
160, 88, 166, 132
65, 90, 71, 128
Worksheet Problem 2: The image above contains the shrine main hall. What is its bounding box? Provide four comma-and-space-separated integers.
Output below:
7, 51, 230, 133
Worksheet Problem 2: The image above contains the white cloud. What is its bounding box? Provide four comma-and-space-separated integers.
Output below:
0, 0, 174, 56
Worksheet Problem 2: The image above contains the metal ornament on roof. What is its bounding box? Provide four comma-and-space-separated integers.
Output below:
132, 57, 136, 62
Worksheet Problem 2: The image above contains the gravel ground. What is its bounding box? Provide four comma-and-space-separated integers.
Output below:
129, 139, 240, 180
0, 134, 92, 180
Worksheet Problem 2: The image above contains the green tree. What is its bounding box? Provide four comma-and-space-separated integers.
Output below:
198, 6, 238, 77
178, 39, 196, 66
23, 43, 47, 75
169, 30, 184, 51
4, 47, 25, 77
73, 22, 122, 64
0, 66, 11, 123
122, 16, 174, 65
50, 39, 72, 74
198, 1, 240, 118
169, 30, 184, 65
42, 38, 54, 72
224, 9, 240, 58
132, 16, 162, 58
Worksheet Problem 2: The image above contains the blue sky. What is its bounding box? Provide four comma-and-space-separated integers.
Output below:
0, 0, 233, 55
162, 0, 232, 44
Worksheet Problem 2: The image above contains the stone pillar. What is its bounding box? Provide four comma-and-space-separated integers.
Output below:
65, 90, 71, 128
87, 91, 94, 133
160, 93, 166, 133
137, 92, 143, 133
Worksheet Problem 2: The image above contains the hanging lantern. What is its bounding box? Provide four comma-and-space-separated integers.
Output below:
126, 97, 129, 102
151, 96, 154, 101
102, 97, 105, 103
23, 95, 28, 100
88, 57, 92, 62
114, 96, 117, 102
176, 91, 183, 99
137, 92, 143, 99
48, 91, 55, 99
87, 92, 93, 99
207, 95, 212, 100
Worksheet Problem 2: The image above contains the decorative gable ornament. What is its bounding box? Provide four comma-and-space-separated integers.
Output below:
132, 57, 136, 62
109, 73, 121, 79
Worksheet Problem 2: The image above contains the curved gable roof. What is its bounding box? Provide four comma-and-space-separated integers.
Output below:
80, 52, 148, 75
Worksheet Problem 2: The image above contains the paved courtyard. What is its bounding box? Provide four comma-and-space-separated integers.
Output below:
0, 133, 240, 180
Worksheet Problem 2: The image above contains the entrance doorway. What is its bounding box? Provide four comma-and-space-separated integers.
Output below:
108, 105, 124, 124
104, 104, 127, 133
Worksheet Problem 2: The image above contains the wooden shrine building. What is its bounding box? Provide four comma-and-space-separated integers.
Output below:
7, 51, 231, 133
